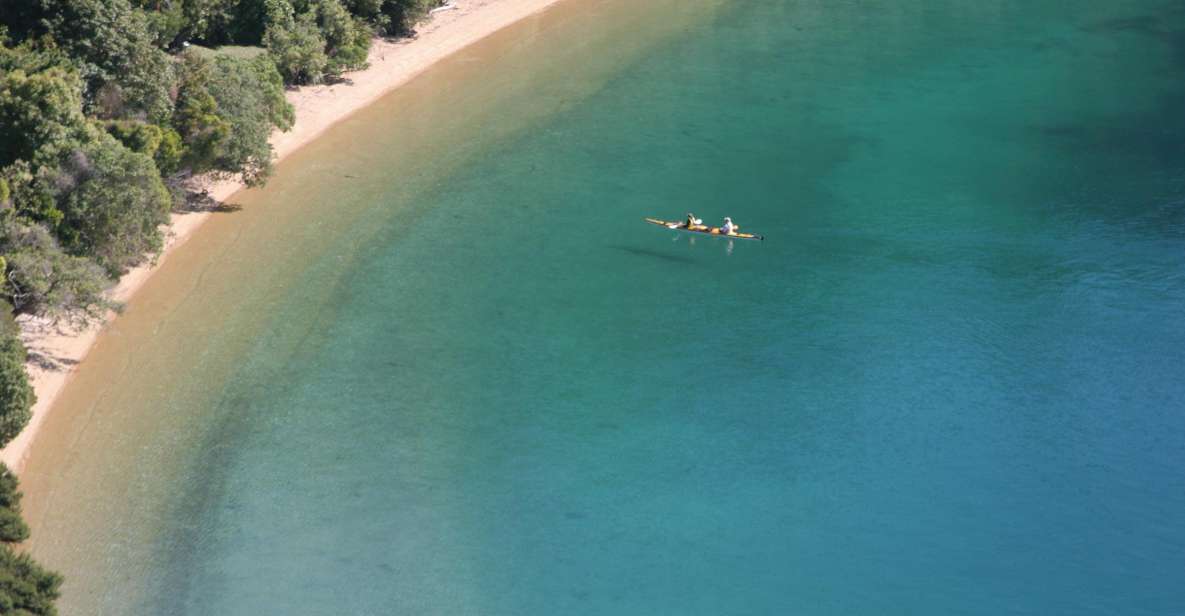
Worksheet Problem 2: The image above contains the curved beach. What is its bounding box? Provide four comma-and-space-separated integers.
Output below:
11, 0, 1185, 613
1, 0, 569, 473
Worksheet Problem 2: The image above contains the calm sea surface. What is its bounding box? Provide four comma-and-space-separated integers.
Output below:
22, 0, 1185, 613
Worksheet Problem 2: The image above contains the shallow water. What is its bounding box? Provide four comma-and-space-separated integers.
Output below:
22, 0, 1185, 613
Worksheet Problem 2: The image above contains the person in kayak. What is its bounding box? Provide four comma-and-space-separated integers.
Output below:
721, 217, 738, 235
683, 213, 703, 229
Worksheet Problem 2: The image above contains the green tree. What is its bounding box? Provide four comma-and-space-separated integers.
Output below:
317, 0, 372, 75
0, 221, 112, 320
2, 160, 66, 230
0, 464, 29, 542
104, 120, 164, 157
103, 119, 183, 174
53, 134, 172, 275
132, 0, 187, 48
0, 330, 33, 447
264, 0, 329, 84
0, 66, 88, 169
207, 54, 294, 183
175, 0, 269, 46
15, 0, 176, 121
172, 53, 233, 173
343, 0, 387, 32
0, 463, 61, 616
0, 298, 14, 337
379, 0, 442, 36
155, 128, 185, 176
0, 546, 61, 615
173, 53, 292, 184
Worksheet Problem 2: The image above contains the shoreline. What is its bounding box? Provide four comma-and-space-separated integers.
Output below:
0, 0, 568, 473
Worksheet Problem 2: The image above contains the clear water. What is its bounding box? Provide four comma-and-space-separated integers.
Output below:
24, 0, 1185, 613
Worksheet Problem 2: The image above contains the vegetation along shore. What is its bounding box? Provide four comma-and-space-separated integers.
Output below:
0, 0, 566, 611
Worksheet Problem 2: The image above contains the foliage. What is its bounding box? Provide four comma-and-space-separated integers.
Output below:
2, 160, 63, 229
155, 128, 185, 176
0, 546, 61, 615
173, 53, 232, 173
0, 221, 112, 320
27, 0, 176, 121
378, 0, 442, 36
342, 0, 387, 32
175, 0, 270, 46
0, 463, 61, 616
0, 66, 88, 169
137, 0, 188, 48
0, 464, 28, 542
103, 120, 183, 176
188, 45, 268, 60
316, 0, 372, 75
52, 134, 172, 275
264, 0, 329, 84
0, 298, 14, 337
0, 330, 33, 448
173, 52, 293, 184
263, 0, 372, 84
206, 54, 293, 184
105, 121, 165, 157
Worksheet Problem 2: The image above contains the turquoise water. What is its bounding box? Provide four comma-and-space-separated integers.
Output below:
41, 0, 1185, 613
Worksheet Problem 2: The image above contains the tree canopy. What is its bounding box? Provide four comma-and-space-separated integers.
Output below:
0, 464, 61, 615
0, 328, 34, 446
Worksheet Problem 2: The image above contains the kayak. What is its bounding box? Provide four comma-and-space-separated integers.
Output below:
644, 218, 764, 241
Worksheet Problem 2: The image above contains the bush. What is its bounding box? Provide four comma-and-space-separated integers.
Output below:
53, 134, 172, 275
264, 0, 329, 84
0, 465, 28, 542
379, 0, 443, 36
0, 546, 61, 615
173, 53, 292, 185
317, 0, 372, 75
0, 330, 33, 447
32, 0, 176, 121
0, 463, 61, 615
0, 66, 88, 169
0, 221, 111, 320
0, 298, 15, 338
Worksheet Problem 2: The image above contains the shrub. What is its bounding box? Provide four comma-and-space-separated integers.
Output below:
53, 134, 172, 275
264, 0, 329, 84
0, 463, 61, 615
0, 465, 28, 542
0, 330, 33, 447
0, 66, 88, 169
0, 221, 112, 320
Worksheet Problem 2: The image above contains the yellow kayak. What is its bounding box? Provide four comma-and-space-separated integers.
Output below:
644, 218, 764, 241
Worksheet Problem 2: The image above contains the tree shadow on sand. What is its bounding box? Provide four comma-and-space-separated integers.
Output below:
24, 350, 80, 373
179, 190, 244, 214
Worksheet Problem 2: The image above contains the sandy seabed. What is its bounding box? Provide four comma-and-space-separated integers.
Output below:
1, 0, 569, 472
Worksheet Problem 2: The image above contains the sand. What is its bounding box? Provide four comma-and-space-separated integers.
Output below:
0, 0, 568, 472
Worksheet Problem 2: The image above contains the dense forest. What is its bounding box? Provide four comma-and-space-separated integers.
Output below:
0, 0, 443, 609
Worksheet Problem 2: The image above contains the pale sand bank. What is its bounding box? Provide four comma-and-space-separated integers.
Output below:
1, 0, 568, 472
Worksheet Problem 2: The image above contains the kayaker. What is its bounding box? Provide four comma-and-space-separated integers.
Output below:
721, 217, 738, 235
684, 212, 702, 228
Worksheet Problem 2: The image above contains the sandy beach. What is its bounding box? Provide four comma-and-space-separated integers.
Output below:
0, 0, 567, 472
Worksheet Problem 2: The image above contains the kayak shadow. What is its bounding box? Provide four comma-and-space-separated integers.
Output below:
613, 245, 698, 265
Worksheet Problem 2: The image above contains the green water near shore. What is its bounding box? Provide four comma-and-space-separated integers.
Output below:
23, 0, 1185, 613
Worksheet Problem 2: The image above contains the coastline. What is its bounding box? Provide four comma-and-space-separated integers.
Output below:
0, 0, 568, 473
